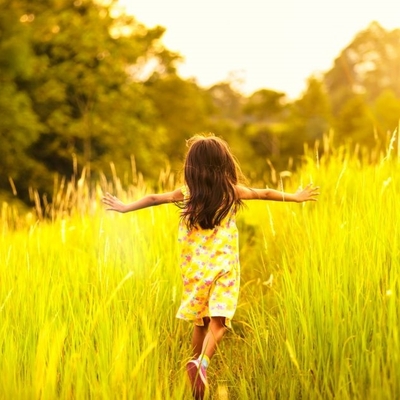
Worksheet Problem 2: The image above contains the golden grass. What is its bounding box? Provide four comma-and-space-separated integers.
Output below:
0, 141, 399, 399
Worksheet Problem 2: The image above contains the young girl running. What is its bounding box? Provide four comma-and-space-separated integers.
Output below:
102, 134, 319, 399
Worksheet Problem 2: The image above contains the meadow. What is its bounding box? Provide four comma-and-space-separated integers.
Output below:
0, 140, 399, 399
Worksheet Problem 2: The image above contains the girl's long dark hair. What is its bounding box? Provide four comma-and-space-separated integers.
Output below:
181, 134, 245, 230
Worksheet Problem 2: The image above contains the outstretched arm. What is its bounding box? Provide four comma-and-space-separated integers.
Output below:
102, 188, 184, 213
235, 183, 319, 203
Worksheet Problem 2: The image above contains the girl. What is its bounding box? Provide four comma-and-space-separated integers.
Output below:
102, 134, 319, 399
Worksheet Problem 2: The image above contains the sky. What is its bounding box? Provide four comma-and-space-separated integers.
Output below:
118, 0, 400, 99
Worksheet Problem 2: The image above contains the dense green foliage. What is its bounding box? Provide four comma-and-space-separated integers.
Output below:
1, 0, 400, 210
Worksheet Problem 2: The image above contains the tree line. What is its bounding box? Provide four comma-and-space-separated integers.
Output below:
1, 0, 400, 207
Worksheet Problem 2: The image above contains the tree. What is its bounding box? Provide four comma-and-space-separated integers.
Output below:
334, 95, 374, 147
282, 76, 332, 153
241, 89, 287, 167
207, 82, 244, 122
324, 22, 400, 115
243, 89, 286, 123
323, 22, 400, 149
371, 89, 400, 150
144, 74, 212, 169
0, 0, 181, 203
0, 0, 45, 200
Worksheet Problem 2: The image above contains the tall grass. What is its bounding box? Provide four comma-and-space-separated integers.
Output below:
0, 141, 399, 399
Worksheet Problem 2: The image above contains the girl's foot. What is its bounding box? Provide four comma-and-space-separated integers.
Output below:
186, 359, 208, 399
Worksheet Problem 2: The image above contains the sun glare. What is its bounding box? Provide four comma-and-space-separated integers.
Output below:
117, 0, 400, 98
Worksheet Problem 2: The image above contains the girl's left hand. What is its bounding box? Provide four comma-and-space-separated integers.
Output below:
295, 184, 320, 202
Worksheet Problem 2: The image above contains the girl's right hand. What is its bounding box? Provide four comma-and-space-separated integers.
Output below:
101, 193, 127, 213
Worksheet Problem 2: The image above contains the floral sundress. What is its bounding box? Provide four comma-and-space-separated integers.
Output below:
176, 186, 240, 328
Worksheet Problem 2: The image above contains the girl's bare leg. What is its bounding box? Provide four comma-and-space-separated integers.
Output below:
201, 316, 226, 360
191, 317, 210, 358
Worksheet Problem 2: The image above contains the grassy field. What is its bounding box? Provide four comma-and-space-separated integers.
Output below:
0, 144, 399, 399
